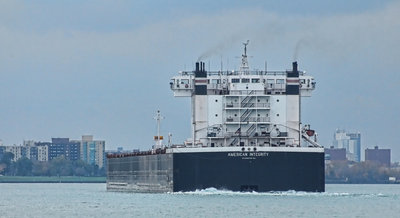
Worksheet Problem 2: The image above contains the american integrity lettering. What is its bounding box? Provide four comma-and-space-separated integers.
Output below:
227, 152, 269, 157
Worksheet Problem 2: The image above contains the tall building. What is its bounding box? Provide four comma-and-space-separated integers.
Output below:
49, 138, 80, 161
365, 146, 391, 167
81, 135, 105, 168
4, 145, 25, 162
35, 142, 51, 161
0, 146, 4, 159
0, 141, 48, 161
333, 129, 361, 162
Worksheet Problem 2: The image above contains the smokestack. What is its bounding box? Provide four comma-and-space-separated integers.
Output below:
292, 61, 298, 73
194, 61, 207, 78
198, 62, 205, 72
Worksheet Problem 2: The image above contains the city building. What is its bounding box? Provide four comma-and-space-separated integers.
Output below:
35, 142, 51, 161
325, 147, 347, 161
0, 146, 4, 159
20, 141, 48, 161
81, 135, 105, 168
1, 136, 105, 165
49, 138, 80, 161
333, 129, 361, 162
23, 140, 35, 147
1, 142, 50, 162
26, 146, 38, 160
4, 145, 25, 162
365, 146, 391, 167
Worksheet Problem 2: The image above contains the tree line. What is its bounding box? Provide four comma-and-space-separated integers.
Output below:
0, 152, 105, 177
326, 160, 400, 183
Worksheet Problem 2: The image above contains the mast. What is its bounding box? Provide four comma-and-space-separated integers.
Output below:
154, 110, 164, 149
240, 40, 250, 72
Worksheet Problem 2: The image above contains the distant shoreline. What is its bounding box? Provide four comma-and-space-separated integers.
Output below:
326, 180, 399, 184
0, 176, 106, 183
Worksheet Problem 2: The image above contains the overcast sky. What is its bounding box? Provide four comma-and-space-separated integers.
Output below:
0, 0, 399, 161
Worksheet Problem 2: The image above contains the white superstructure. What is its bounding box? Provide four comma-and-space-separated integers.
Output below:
170, 42, 318, 148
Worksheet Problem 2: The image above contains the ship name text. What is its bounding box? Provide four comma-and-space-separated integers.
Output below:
227, 152, 269, 157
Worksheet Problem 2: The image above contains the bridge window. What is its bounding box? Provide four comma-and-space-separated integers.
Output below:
251, 79, 260, 83
232, 78, 240, 83
181, 79, 189, 84
276, 79, 285, 84
211, 79, 220, 84
267, 79, 274, 84
241, 78, 250, 83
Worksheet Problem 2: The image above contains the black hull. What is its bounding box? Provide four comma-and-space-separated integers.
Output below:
107, 150, 325, 192
173, 151, 324, 192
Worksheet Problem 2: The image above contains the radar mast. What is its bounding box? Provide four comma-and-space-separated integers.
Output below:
240, 40, 250, 72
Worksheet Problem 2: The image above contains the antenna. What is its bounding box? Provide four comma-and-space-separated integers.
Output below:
220, 55, 223, 72
168, 133, 172, 147
243, 40, 249, 56
264, 61, 267, 73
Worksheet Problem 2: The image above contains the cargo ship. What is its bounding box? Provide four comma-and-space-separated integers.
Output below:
107, 42, 325, 192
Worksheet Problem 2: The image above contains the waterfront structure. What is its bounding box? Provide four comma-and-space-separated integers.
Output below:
325, 147, 346, 161
365, 146, 391, 167
333, 129, 361, 162
81, 135, 105, 168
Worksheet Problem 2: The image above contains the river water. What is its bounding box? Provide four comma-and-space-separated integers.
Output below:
0, 183, 399, 217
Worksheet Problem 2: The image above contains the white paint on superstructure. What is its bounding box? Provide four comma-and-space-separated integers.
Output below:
207, 95, 223, 127
170, 43, 319, 149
